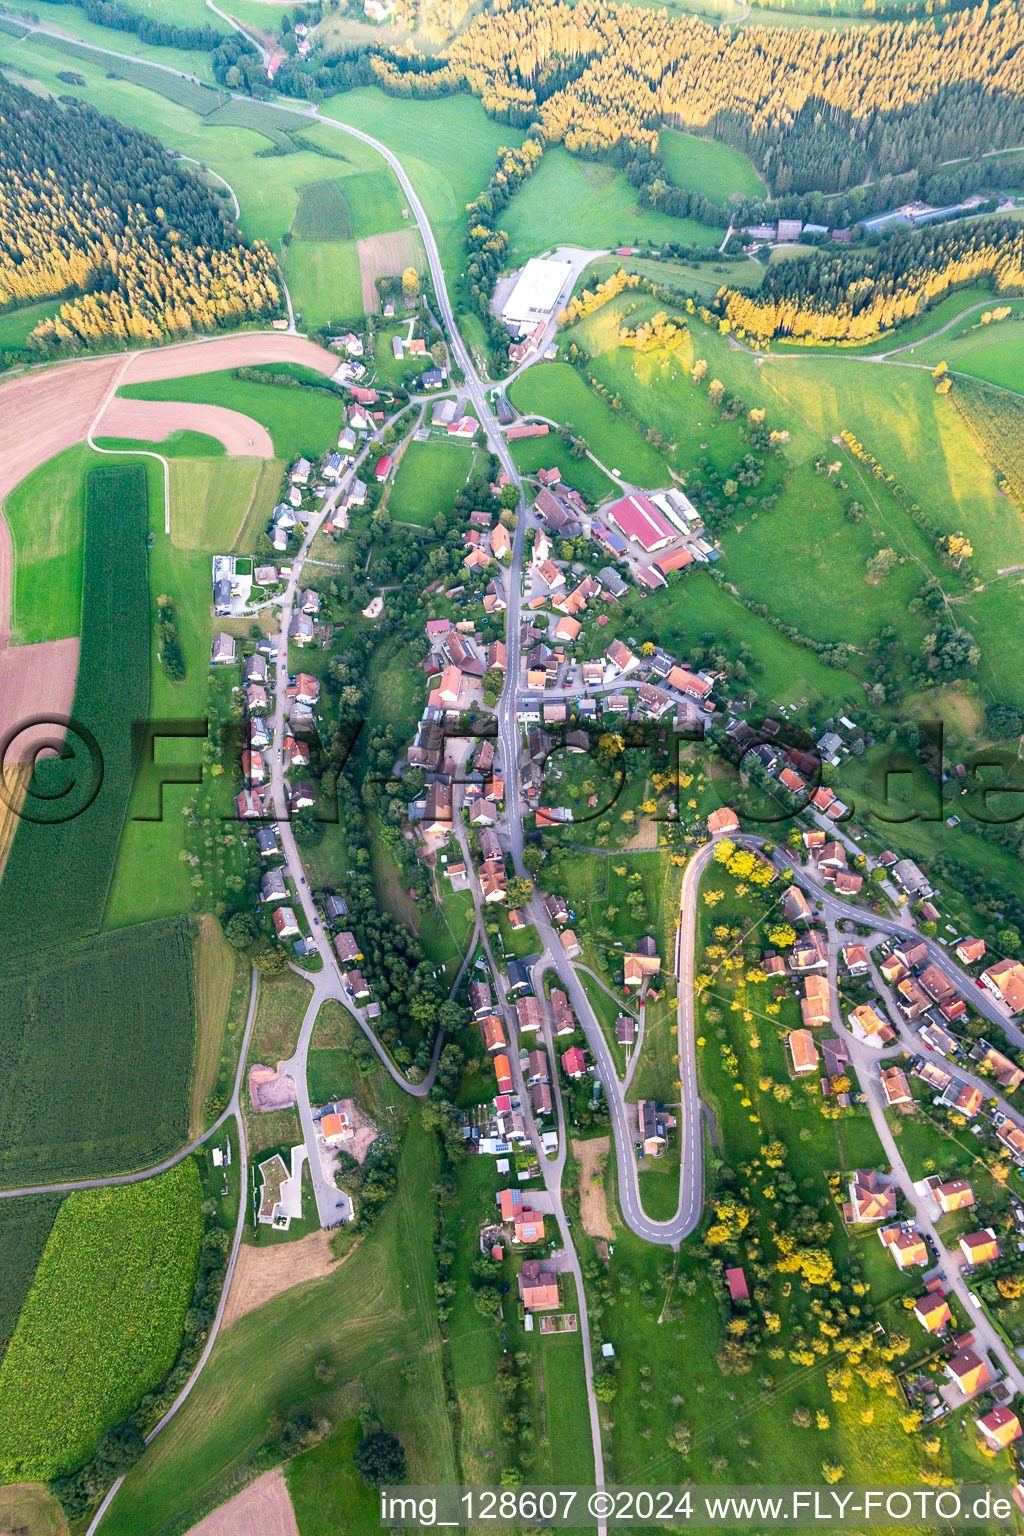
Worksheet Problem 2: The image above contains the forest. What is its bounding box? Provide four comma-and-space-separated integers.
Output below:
0, 78, 281, 351
714, 220, 1024, 343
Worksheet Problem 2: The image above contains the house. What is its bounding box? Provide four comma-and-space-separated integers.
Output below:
892, 857, 932, 899
960, 1230, 1000, 1266
477, 828, 502, 863
847, 1169, 897, 1224
333, 931, 363, 964
725, 1267, 749, 1303
494, 1054, 513, 1094
553, 615, 581, 644
976, 1406, 1022, 1451
880, 1065, 913, 1108
916, 1058, 953, 1092
320, 1108, 355, 1146
260, 869, 288, 903
954, 1083, 984, 1119
514, 1210, 545, 1244
800, 974, 832, 1027
499, 1187, 522, 1222
490, 523, 512, 559
707, 806, 740, 836
480, 861, 507, 903
790, 931, 829, 973
945, 1348, 991, 1396
782, 887, 812, 924
323, 893, 348, 924
519, 1258, 560, 1311
788, 1029, 819, 1075
605, 639, 638, 675
981, 959, 1024, 1015
290, 456, 311, 486
560, 930, 582, 960
956, 938, 986, 966
879, 954, 907, 985
516, 995, 543, 1034
998, 1120, 1024, 1158
421, 783, 453, 836
211, 632, 237, 666
505, 960, 530, 995
616, 1014, 637, 1046
374, 455, 394, 482
934, 1179, 975, 1213
235, 787, 270, 820
561, 1047, 587, 1079
256, 826, 280, 858
879, 1224, 929, 1268
288, 782, 317, 813
820, 840, 847, 872
607, 492, 676, 551
835, 871, 863, 895
480, 1014, 507, 1053
527, 1049, 549, 1084
842, 944, 870, 975
469, 979, 493, 1016
919, 1022, 958, 1056
638, 1099, 671, 1155
779, 768, 806, 794
550, 989, 574, 1034
544, 892, 569, 925
848, 1003, 894, 1046
896, 977, 931, 1021
894, 940, 929, 971
272, 906, 300, 940
914, 1293, 952, 1332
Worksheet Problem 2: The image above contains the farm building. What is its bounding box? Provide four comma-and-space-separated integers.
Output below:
501, 256, 574, 330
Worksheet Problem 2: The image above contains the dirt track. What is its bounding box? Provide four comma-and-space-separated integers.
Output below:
0, 332, 338, 765
97, 398, 275, 458
185, 1470, 299, 1536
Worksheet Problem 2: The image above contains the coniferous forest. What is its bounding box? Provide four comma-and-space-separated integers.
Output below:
0, 79, 282, 353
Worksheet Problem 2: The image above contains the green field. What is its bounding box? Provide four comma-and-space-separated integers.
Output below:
342, 169, 409, 238
658, 129, 766, 202
284, 238, 364, 328
0, 1195, 62, 1366
0, 294, 66, 355
93, 429, 226, 459
1, 442, 88, 643
947, 332, 1024, 393
0, 919, 196, 1184
0, 1162, 202, 1482
580, 250, 766, 302
101, 1116, 458, 1536
388, 439, 476, 526
510, 361, 672, 487
508, 433, 616, 504
291, 177, 355, 240
501, 146, 722, 262
119, 367, 347, 463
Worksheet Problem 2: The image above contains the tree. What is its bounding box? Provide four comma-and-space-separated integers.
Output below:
867, 547, 898, 581
430, 340, 446, 368
401, 267, 419, 300
506, 876, 534, 908
500, 483, 519, 510
224, 911, 258, 948
254, 944, 289, 975
354, 1430, 406, 1487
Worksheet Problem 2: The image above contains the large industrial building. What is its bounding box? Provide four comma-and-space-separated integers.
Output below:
500, 256, 574, 332
606, 493, 676, 552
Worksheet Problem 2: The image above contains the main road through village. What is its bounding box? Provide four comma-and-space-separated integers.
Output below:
3, 42, 1021, 1521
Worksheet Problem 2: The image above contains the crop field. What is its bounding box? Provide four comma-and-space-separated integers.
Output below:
657, 129, 766, 202
501, 146, 722, 262
0, 1194, 62, 1366
284, 238, 364, 328
204, 98, 303, 152
342, 169, 409, 238
101, 1116, 457, 1536
951, 376, 1024, 506
510, 361, 672, 486
291, 177, 355, 240
0, 463, 150, 954
388, 439, 475, 526
0, 1161, 202, 1482
29, 30, 226, 112
119, 368, 348, 464
0, 918, 196, 1184
1, 442, 89, 644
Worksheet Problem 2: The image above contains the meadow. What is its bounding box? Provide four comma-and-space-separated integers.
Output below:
101, 1116, 458, 1536
509, 433, 616, 504
388, 439, 476, 526
579, 250, 766, 302
0, 918, 196, 1184
657, 129, 766, 202
500, 146, 722, 262
0, 1162, 202, 1482
284, 238, 364, 329
510, 361, 671, 486
1, 442, 89, 643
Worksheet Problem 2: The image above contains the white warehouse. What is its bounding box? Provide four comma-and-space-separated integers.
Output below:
500, 256, 574, 331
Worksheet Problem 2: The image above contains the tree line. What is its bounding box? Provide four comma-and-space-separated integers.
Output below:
0, 79, 282, 351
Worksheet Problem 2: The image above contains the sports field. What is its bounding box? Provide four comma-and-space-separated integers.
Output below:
501, 146, 722, 261
388, 439, 476, 526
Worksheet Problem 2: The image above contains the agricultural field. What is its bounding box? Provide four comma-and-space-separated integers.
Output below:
579, 250, 766, 302
284, 238, 364, 329
0, 463, 151, 954
0, 294, 65, 357
291, 177, 355, 241
509, 361, 672, 487
0, 918, 196, 1184
0, 1194, 62, 1366
119, 367, 348, 464
951, 375, 1024, 506
100, 1116, 457, 1536
501, 146, 722, 263
31, 0, 225, 78
0, 1162, 202, 1482
658, 129, 766, 202
1, 442, 89, 644
388, 439, 477, 526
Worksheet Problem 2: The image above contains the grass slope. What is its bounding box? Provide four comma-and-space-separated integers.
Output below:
659, 129, 766, 202
388, 439, 475, 526
510, 361, 671, 487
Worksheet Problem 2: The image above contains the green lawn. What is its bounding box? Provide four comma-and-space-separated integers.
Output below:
284, 237, 364, 328
388, 439, 476, 526
101, 1116, 458, 1536
659, 129, 766, 202
501, 146, 722, 263
510, 361, 671, 487
1, 442, 89, 643
119, 367, 347, 463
